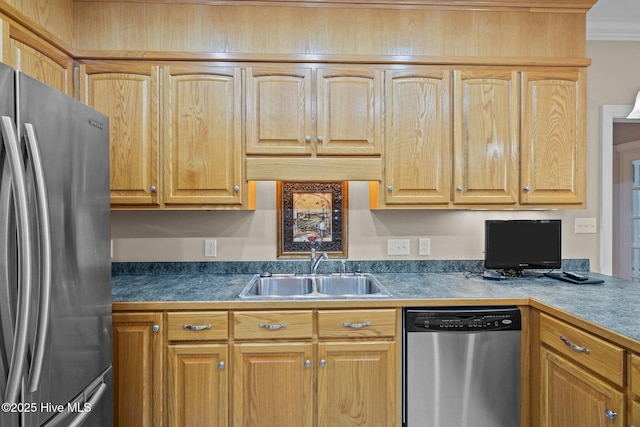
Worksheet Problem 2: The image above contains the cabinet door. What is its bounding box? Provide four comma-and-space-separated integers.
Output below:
233, 342, 314, 427
246, 66, 312, 155
540, 348, 624, 427
9, 27, 73, 95
163, 64, 243, 206
315, 67, 382, 156
521, 69, 585, 205
112, 312, 164, 427
168, 344, 228, 427
80, 61, 161, 206
383, 68, 451, 205
453, 69, 519, 205
317, 341, 396, 427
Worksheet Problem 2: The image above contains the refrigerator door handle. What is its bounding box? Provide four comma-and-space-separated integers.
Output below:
23, 123, 52, 393
42, 375, 108, 427
0, 116, 33, 404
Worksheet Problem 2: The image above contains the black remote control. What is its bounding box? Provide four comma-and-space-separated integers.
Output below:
563, 271, 588, 281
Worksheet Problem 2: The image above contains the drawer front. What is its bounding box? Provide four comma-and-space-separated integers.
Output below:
540, 313, 624, 387
167, 311, 229, 341
631, 353, 640, 396
233, 310, 313, 339
318, 309, 396, 338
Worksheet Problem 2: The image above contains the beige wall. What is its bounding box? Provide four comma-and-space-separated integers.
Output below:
111, 40, 640, 270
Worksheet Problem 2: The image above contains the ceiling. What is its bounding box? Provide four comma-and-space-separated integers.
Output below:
587, 0, 640, 40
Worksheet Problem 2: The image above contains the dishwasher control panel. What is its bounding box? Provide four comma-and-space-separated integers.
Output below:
404, 307, 521, 332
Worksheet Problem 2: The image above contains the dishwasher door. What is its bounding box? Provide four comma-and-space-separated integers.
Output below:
404, 307, 521, 427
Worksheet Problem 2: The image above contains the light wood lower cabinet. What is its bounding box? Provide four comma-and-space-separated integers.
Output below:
538, 313, 625, 427
167, 344, 228, 427
232, 309, 397, 427
540, 348, 624, 427
166, 311, 229, 427
112, 312, 164, 427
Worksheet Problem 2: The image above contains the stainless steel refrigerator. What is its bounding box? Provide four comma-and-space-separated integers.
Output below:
0, 63, 112, 427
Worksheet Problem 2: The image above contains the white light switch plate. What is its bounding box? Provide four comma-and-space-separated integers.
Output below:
388, 239, 410, 255
574, 218, 597, 234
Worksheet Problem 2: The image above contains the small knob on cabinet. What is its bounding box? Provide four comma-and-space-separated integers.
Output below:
317, 135, 324, 142
218, 361, 225, 370
305, 135, 311, 142
387, 186, 393, 191
605, 409, 617, 420
456, 186, 463, 191
523, 186, 531, 192
233, 185, 240, 192
152, 325, 160, 333
150, 185, 157, 192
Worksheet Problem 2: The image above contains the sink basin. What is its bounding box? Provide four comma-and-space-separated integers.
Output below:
315, 275, 387, 296
239, 275, 313, 297
239, 273, 390, 299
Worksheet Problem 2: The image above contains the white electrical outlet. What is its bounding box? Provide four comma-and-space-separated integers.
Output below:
574, 218, 597, 234
387, 239, 410, 255
418, 238, 431, 256
205, 239, 217, 257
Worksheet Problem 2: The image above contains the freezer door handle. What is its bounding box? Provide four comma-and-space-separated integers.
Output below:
23, 123, 52, 393
42, 376, 108, 427
0, 116, 33, 404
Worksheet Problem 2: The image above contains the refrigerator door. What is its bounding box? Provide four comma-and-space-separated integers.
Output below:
15, 73, 112, 426
0, 61, 20, 427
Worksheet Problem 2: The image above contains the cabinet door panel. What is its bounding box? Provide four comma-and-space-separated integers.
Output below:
246, 67, 312, 155
521, 69, 585, 205
384, 68, 451, 205
233, 342, 314, 427
112, 312, 163, 427
453, 69, 519, 204
316, 68, 382, 156
168, 344, 228, 427
80, 62, 160, 206
163, 65, 242, 205
541, 348, 624, 427
317, 341, 396, 427
10, 38, 73, 95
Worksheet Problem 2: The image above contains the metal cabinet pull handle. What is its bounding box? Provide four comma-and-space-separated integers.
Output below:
523, 185, 531, 192
320, 359, 326, 367
183, 324, 212, 331
304, 360, 311, 368
259, 323, 287, 330
152, 325, 160, 333
457, 186, 463, 191
605, 409, 617, 420
218, 361, 225, 370
149, 185, 157, 192
343, 321, 371, 329
317, 135, 324, 142
560, 336, 590, 354
387, 185, 393, 191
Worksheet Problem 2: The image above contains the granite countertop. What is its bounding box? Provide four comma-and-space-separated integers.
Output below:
111, 259, 640, 344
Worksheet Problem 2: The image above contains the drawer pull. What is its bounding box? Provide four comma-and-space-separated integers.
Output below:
560, 336, 590, 354
343, 321, 372, 329
605, 409, 617, 420
183, 324, 212, 331
259, 323, 287, 330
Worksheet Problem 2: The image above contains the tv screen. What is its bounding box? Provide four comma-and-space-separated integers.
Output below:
484, 220, 561, 271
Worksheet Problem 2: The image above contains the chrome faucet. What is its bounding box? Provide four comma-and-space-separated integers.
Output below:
310, 248, 328, 274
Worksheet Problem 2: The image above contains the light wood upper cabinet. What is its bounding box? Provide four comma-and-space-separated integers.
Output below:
163, 64, 243, 206
381, 68, 451, 205
80, 61, 161, 207
382, 67, 451, 206
112, 312, 164, 427
315, 67, 382, 156
453, 69, 519, 205
246, 66, 312, 155
2, 25, 73, 95
246, 65, 382, 157
521, 69, 586, 206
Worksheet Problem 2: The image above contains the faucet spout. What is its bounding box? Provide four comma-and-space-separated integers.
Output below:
310, 248, 329, 274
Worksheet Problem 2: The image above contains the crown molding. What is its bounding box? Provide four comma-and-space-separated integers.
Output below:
587, 17, 640, 41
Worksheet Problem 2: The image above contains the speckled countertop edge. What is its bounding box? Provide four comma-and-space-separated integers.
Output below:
111, 259, 640, 343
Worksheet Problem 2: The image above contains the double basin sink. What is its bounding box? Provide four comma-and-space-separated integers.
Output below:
239, 273, 391, 299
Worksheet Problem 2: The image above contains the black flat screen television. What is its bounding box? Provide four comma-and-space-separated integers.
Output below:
484, 219, 562, 272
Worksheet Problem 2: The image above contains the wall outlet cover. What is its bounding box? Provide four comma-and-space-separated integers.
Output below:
205, 239, 217, 257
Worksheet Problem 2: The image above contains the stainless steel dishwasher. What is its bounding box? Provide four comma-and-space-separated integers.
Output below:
403, 306, 521, 427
